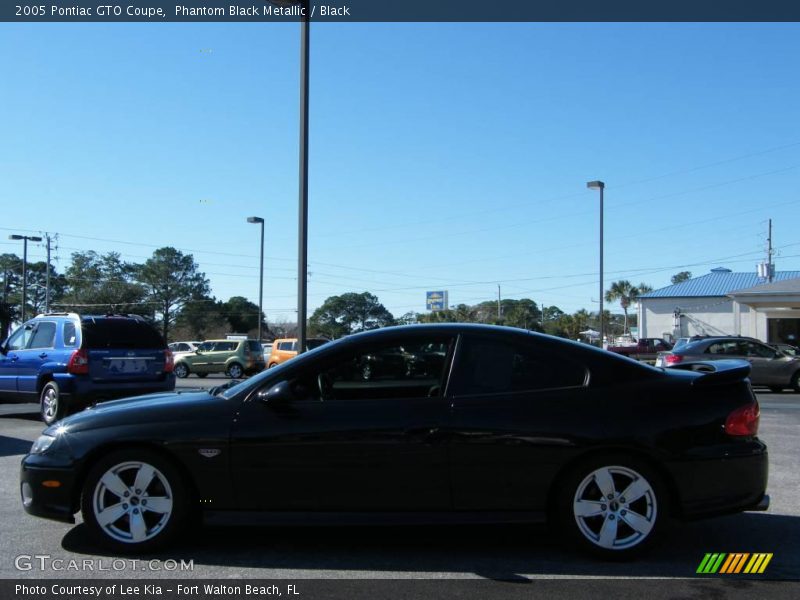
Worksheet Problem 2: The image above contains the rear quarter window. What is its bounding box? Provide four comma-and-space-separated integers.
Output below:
81, 319, 165, 349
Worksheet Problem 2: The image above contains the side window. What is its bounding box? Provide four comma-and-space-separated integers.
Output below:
278, 341, 293, 351
28, 322, 57, 349
63, 322, 78, 347
707, 341, 739, 355
6, 325, 34, 351
747, 342, 775, 358
451, 337, 587, 396
305, 337, 454, 402
197, 342, 213, 351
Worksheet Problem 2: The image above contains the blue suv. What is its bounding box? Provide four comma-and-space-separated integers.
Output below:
0, 313, 176, 424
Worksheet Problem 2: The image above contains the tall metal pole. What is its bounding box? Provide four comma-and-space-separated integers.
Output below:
258, 220, 264, 341
297, 0, 310, 355
497, 284, 501, 319
45, 234, 51, 314
21, 238, 29, 324
599, 185, 604, 347
587, 181, 605, 348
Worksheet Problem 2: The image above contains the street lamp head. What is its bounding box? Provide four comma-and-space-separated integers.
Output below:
247, 216, 264, 224
586, 180, 605, 191
8, 234, 42, 241
30, 236, 43, 242
9, 235, 23, 240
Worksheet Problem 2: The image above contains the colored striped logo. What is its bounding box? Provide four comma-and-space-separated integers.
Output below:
696, 553, 773, 574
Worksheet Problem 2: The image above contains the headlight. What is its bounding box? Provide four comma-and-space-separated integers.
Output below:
30, 435, 56, 455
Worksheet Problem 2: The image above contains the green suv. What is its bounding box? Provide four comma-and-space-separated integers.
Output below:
173, 339, 265, 379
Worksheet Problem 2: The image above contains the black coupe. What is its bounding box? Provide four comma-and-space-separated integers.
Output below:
20, 324, 768, 558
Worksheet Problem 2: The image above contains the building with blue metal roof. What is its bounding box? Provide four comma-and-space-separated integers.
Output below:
638, 268, 800, 343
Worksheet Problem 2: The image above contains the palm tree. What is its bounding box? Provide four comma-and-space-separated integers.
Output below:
605, 281, 652, 336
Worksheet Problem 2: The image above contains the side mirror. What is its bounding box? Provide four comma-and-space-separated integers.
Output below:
258, 380, 295, 406
0, 343, 6, 355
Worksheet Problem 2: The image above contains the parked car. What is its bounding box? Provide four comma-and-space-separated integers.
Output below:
658, 336, 800, 392
21, 324, 768, 558
173, 338, 265, 379
0, 312, 175, 424
267, 337, 330, 368
261, 342, 273, 357
168, 341, 201, 355
606, 338, 672, 363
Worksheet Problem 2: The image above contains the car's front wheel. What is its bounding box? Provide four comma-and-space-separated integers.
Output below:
40, 381, 67, 425
555, 456, 667, 559
81, 449, 188, 553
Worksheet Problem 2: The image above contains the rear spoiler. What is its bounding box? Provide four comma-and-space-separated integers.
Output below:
669, 359, 751, 387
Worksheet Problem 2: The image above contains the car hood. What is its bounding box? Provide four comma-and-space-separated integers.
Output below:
48, 390, 234, 434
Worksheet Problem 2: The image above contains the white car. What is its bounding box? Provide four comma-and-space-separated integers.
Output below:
168, 341, 202, 356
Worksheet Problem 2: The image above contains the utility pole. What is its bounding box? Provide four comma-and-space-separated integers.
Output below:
497, 284, 501, 320
767, 218, 774, 283
44, 233, 52, 313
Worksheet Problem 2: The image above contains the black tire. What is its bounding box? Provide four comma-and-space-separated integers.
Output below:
268, 363, 278, 369
196, 372, 208, 379
226, 363, 244, 379
174, 363, 190, 379
792, 372, 800, 394
769, 386, 783, 394
40, 381, 67, 426
553, 454, 668, 560
81, 448, 189, 553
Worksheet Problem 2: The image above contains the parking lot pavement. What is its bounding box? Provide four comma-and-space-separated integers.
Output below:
0, 392, 798, 582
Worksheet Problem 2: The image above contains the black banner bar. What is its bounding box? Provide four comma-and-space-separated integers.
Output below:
4, 1, 800, 23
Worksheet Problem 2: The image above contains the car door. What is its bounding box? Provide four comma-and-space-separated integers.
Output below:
16, 320, 57, 396
744, 341, 792, 385
0, 324, 34, 398
229, 333, 456, 511
446, 334, 591, 512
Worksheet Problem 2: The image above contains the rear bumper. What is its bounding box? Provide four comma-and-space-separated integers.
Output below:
57, 375, 176, 408
666, 441, 769, 519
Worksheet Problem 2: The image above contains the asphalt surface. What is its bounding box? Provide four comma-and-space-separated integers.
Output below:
0, 387, 798, 589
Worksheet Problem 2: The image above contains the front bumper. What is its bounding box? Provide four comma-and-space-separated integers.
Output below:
20, 457, 78, 524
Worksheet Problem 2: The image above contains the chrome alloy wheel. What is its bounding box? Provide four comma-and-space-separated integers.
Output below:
572, 465, 657, 550
42, 387, 59, 422
91, 461, 174, 544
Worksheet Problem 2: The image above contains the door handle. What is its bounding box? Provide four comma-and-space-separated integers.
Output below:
9, 355, 19, 362
39, 353, 48, 359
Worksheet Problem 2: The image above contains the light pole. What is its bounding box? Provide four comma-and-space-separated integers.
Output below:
586, 180, 605, 348
9, 234, 43, 324
247, 217, 265, 342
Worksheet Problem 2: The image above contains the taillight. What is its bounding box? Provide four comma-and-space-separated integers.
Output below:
67, 349, 89, 375
665, 354, 683, 365
164, 350, 175, 373
725, 401, 760, 437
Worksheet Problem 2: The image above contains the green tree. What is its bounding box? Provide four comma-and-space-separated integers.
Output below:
137, 247, 210, 341
671, 271, 692, 285
222, 296, 265, 336
61, 251, 146, 314
0, 254, 22, 337
309, 292, 394, 338
174, 296, 227, 341
604, 280, 652, 336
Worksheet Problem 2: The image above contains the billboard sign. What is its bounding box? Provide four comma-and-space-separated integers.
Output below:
426, 291, 448, 311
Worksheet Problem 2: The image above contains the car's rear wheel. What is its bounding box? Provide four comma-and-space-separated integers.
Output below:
769, 386, 783, 394
174, 363, 190, 379
40, 381, 67, 426
555, 455, 667, 559
81, 449, 188, 553
226, 363, 244, 379
792, 371, 800, 394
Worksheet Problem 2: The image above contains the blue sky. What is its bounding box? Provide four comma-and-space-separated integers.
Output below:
1, 23, 799, 322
